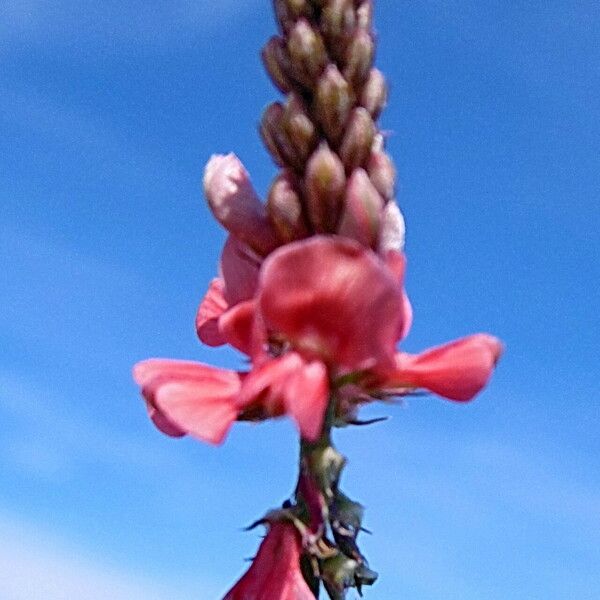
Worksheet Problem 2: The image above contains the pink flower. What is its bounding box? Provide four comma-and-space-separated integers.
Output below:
135, 236, 502, 446
222, 522, 315, 600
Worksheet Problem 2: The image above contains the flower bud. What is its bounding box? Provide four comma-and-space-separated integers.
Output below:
337, 168, 384, 248
355, 564, 378, 591
260, 102, 302, 170
287, 18, 328, 87
339, 107, 375, 171
366, 149, 395, 200
378, 199, 406, 253
273, 0, 312, 32
314, 65, 352, 144
305, 144, 347, 232
203, 154, 278, 255
283, 93, 318, 164
361, 68, 387, 119
266, 170, 309, 243
261, 36, 293, 94
344, 28, 374, 87
356, 0, 373, 31
321, 553, 359, 598
286, 0, 310, 14
321, 0, 356, 43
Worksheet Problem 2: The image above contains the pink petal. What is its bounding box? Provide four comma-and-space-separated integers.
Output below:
133, 359, 242, 444
237, 352, 329, 441
196, 278, 228, 346
223, 522, 314, 600
220, 235, 261, 306
259, 236, 405, 371
204, 154, 279, 256
388, 334, 503, 401
218, 300, 256, 356
155, 382, 239, 445
282, 359, 328, 442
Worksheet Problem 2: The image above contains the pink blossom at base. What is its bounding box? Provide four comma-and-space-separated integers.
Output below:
382, 334, 503, 401
138, 237, 502, 446
223, 522, 315, 600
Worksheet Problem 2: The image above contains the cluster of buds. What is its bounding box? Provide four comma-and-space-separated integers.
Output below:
208, 0, 403, 259
133, 1, 502, 598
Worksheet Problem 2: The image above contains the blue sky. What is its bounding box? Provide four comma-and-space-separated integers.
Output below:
1, 1, 599, 598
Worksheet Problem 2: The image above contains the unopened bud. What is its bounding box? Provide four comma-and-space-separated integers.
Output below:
260, 103, 302, 170
273, 0, 312, 32
356, 0, 373, 31
283, 93, 318, 164
314, 65, 352, 144
305, 144, 347, 232
286, 0, 312, 19
266, 170, 309, 243
339, 107, 375, 171
361, 68, 387, 119
334, 492, 365, 533
321, 553, 359, 597
203, 154, 278, 255
355, 564, 378, 589
321, 0, 356, 43
344, 28, 374, 87
366, 149, 395, 200
287, 19, 328, 87
262, 37, 293, 94
337, 168, 384, 248
378, 199, 405, 254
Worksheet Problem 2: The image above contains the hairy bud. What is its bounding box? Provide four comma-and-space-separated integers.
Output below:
266, 170, 309, 243
344, 28, 375, 87
260, 103, 303, 170
305, 144, 346, 232
356, 0, 373, 31
314, 65, 353, 145
361, 68, 387, 119
337, 168, 384, 248
283, 93, 318, 165
287, 18, 328, 87
262, 37, 294, 94
204, 154, 278, 256
339, 107, 376, 171
321, 0, 356, 44
366, 149, 395, 201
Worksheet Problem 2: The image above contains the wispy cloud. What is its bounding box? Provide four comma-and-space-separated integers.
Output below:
0, 370, 177, 481
0, 1, 262, 50
0, 509, 222, 600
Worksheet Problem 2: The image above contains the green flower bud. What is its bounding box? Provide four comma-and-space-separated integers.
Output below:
361, 68, 388, 119
339, 107, 376, 171
305, 143, 347, 232
314, 65, 353, 145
